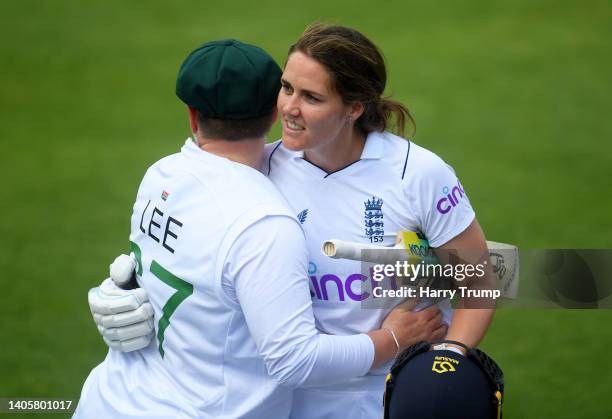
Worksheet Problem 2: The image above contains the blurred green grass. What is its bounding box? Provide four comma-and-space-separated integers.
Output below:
1, 1, 611, 418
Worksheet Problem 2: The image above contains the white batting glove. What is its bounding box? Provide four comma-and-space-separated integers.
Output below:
88, 254, 155, 352
109, 253, 138, 289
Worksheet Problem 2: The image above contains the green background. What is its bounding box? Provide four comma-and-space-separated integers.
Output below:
1, 0, 611, 417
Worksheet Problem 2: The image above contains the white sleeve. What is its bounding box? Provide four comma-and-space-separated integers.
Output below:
406, 152, 475, 247
223, 215, 374, 388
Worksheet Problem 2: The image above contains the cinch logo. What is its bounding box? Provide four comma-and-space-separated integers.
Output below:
310, 273, 370, 301
309, 268, 400, 302
436, 181, 466, 215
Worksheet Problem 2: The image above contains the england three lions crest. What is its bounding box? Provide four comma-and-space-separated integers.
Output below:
364, 196, 384, 242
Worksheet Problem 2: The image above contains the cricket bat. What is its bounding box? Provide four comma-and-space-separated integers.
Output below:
322, 231, 519, 299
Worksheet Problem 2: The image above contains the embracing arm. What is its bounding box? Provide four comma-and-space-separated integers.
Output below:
435, 219, 495, 349
227, 215, 424, 387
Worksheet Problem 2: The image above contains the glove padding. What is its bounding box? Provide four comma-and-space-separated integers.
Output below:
89, 257, 155, 352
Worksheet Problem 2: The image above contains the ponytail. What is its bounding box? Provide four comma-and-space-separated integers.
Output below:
357, 98, 415, 139
382, 98, 415, 138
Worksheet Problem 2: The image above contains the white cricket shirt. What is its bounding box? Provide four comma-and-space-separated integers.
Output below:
74, 139, 374, 419
263, 131, 475, 417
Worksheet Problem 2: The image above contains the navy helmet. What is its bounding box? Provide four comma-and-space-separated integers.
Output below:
384, 340, 504, 419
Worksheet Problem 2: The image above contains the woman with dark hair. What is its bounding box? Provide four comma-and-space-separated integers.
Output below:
265, 22, 495, 418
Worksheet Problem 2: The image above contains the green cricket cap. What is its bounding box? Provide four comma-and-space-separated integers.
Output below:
176, 39, 282, 120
